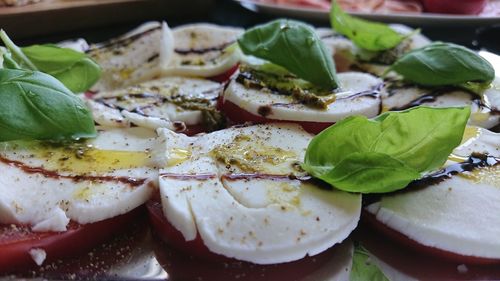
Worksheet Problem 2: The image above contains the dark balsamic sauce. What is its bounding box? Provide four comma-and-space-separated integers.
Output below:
0, 157, 147, 187
388, 85, 499, 115
159, 173, 217, 180
363, 154, 499, 206
222, 173, 311, 181
407, 153, 498, 191
86, 26, 162, 53
174, 41, 234, 55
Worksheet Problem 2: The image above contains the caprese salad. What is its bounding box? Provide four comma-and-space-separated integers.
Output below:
0, 3, 498, 280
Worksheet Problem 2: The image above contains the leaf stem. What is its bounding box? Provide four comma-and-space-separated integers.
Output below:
0, 29, 38, 71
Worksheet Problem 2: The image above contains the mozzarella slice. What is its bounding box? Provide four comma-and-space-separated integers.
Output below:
223, 71, 382, 123
88, 22, 242, 91
381, 77, 500, 129
366, 127, 500, 259
162, 23, 243, 77
157, 124, 361, 264
0, 127, 159, 232
88, 22, 173, 91
87, 76, 223, 131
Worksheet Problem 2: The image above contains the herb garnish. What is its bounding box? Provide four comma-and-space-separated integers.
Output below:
303, 106, 470, 193
0, 30, 101, 93
0, 69, 97, 141
387, 42, 495, 88
237, 19, 339, 90
350, 245, 389, 281
330, 1, 405, 51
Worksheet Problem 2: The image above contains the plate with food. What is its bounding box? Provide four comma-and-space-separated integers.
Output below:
236, 0, 500, 25
0, 3, 499, 280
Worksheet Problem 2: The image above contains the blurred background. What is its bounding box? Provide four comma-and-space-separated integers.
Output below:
0, 0, 497, 52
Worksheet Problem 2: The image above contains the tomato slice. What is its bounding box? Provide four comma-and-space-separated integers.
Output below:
147, 197, 352, 281
0, 207, 145, 273
220, 99, 333, 134
146, 198, 227, 262
361, 210, 500, 265
208, 64, 240, 83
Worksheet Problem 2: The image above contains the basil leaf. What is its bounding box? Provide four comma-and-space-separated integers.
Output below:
21, 45, 101, 93
312, 152, 420, 194
389, 42, 495, 87
303, 106, 470, 193
0, 31, 101, 93
330, 2, 405, 51
237, 19, 339, 90
50, 58, 101, 94
0, 68, 97, 141
350, 246, 389, 281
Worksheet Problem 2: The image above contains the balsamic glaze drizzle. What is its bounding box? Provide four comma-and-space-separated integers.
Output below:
174, 41, 234, 55
387, 84, 499, 115
0, 156, 147, 187
364, 154, 499, 206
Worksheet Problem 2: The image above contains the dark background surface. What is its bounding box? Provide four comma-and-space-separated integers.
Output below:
15, 0, 499, 53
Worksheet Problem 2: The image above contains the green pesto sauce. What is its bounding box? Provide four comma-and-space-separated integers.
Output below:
237, 64, 337, 110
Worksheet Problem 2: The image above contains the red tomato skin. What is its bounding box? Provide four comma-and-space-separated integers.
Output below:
146, 199, 231, 262
0, 207, 145, 272
219, 99, 333, 134
422, 0, 487, 14
208, 64, 240, 83
362, 210, 500, 265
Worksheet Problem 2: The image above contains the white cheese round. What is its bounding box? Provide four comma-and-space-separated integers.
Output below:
157, 124, 361, 264
223, 72, 382, 123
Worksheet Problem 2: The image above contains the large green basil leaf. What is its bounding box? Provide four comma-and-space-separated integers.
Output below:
310, 152, 420, 194
303, 106, 470, 193
237, 19, 339, 90
330, 2, 405, 51
350, 246, 389, 281
0, 69, 97, 141
389, 42, 495, 87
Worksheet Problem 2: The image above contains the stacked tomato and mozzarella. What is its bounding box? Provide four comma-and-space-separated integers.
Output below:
0, 127, 160, 268
150, 124, 361, 264
365, 127, 500, 263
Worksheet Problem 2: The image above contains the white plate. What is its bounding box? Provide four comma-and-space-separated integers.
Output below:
236, 0, 500, 26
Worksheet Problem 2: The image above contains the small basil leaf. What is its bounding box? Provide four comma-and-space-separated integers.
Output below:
303, 106, 470, 193
50, 57, 101, 93
237, 19, 339, 90
0, 69, 97, 141
330, 2, 405, 51
21, 45, 102, 93
389, 42, 495, 87
21, 44, 86, 73
350, 246, 389, 281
